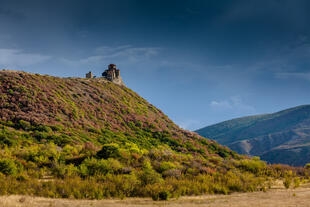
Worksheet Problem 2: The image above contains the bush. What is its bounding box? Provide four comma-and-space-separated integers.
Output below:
139, 161, 163, 185
162, 169, 182, 178
97, 143, 120, 159
0, 132, 17, 146
18, 120, 31, 131
293, 177, 300, 188
237, 159, 266, 174
158, 161, 177, 173
82, 142, 97, 156
158, 190, 171, 200
79, 158, 122, 176
152, 190, 171, 201
0, 158, 19, 176
35, 125, 52, 133
283, 176, 292, 189
47, 134, 71, 146
52, 163, 79, 178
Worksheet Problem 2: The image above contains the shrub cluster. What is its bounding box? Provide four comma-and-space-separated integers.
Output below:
0, 120, 309, 200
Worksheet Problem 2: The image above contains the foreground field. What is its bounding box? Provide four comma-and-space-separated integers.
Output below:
2, 185, 310, 207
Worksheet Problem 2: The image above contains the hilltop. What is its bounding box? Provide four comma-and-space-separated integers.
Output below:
0, 70, 225, 154
0, 70, 308, 199
196, 105, 310, 166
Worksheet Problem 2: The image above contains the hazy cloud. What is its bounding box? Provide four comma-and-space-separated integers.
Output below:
210, 96, 255, 114
61, 45, 160, 67
0, 49, 51, 68
275, 72, 310, 81
177, 119, 201, 130
210, 100, 232, 109
235, 36, 310, 76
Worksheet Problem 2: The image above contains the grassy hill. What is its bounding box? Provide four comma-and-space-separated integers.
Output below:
196, 105, 310, 166
0, 70, 308, 200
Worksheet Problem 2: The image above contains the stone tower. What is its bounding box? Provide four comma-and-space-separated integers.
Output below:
85, 71, 93, 78
102, 64, 124, 86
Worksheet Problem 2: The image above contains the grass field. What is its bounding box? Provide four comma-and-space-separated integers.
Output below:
2, 184, 310, 207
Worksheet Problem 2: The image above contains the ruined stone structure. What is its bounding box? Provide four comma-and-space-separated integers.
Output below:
85, 71, 93, 78
84, 64, 124, 85
102, 64, 124, 86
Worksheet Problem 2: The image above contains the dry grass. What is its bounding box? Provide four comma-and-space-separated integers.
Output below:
2, 184, 310, 207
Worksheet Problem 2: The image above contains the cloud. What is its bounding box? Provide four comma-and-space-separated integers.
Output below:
275, 72, 310, 81
227, 35, 310, 79
175, 119, 204, 131
0, 49, 51, 68
61, 45, 161, 67
210, 96, 255, 113
94, 45, 132, 55
210, 100, 232, 109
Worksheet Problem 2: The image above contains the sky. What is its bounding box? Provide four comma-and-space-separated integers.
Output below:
1, 0, 310, 130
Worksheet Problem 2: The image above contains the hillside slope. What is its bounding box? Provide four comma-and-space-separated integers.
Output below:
196, 105, 310, 166
0, 70, 308, 199
0, 70, 231, 156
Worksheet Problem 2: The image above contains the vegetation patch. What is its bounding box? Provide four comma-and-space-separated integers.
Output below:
0, 71, 309, 200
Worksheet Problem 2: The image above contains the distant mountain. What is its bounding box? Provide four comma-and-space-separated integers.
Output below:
196, 105, 310, 166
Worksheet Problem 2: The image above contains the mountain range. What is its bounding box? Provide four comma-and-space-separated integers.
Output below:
196, 105, 310, 166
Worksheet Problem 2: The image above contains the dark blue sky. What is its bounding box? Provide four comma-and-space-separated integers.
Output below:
1, 0, 310, 130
